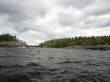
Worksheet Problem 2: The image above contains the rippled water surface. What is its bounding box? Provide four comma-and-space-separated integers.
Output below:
0, 48, 110, 82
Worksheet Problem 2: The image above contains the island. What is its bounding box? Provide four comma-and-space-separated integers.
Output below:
38, 36, 110, 50
0, 33, 27, 47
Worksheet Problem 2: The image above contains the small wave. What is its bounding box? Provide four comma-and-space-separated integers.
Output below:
69, 71, 108, 82
57, 60, 74, 64
48, 57, 54, 58
57, 60, 82, 64
26, 62, 41, 67
0, 64, 24, 70
0, 62, 51, 82
1, 73, 32, 82
48, 68, 59, 72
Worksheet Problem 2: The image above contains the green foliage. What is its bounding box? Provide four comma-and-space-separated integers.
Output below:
0, 33, 27, 47
39, 36, 110, 48
0, 33, 18, 42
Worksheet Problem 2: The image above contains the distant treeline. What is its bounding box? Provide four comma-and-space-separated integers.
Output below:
0, 33, 27, 47
39, 36, 110, 48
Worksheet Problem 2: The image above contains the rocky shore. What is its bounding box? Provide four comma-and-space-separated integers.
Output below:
84, 45, 110, 50
70, 45, 110, 50
64, 45, 110, 50
0, 42, 27, 47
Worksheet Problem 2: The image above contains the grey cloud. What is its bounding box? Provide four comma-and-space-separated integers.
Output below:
92, 8, 110, 16
0, 1, 28, 22
83, 14, 110, 29
0, 0, 21, 14
0, 0, 48, 22
85, 5, 110, 17
84, 0, 110, 17
57, 16, 75, 26
99, 22, 110, 28
58, 0, 95, 9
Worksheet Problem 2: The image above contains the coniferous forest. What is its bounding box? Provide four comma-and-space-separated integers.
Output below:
39, 36, 110, 48
0, 33, 27, 47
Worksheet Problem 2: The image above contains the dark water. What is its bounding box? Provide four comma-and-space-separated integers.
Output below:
0, 48, 110, 82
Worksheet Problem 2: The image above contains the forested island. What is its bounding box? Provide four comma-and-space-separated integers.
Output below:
1, 33, 110, 49
0, 33, 27, 47
39, 36, 110, 49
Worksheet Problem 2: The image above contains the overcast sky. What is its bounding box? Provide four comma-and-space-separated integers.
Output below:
0, 0, 110, 45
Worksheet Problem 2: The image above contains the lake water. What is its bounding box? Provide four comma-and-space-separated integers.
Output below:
0, 48, 110, 82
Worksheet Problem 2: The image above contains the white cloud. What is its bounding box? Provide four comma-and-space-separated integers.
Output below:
0, 0, 110, 45
57, 7, 84, 26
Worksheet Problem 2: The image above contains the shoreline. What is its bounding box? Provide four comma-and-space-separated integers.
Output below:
65, 45, 110, 50
0, 43, 110, 50
83, 45, 110, 50
0, 42, 27, 47
39, 45, 110, 50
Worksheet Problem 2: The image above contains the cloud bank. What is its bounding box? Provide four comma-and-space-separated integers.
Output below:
0, 0, 110, 45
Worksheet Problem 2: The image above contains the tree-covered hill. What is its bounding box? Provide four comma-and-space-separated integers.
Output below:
0, 33, 27, 47
39, 36, 110, 48
0, 33, 18, 42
